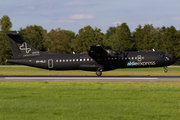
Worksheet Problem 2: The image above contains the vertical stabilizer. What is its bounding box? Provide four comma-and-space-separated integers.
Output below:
6, 31, 46, 58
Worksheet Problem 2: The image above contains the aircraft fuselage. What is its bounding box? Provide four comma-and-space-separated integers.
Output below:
7, 51, 175, 71
6, 31, 176, 76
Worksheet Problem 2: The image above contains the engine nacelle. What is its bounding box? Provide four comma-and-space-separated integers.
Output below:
105, 49, 122, 56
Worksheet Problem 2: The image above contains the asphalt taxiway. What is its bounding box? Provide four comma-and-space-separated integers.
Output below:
1, 76, 180, 82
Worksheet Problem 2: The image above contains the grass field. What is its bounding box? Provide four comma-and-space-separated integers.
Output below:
0, 82, 180, 120
0, 65, 180, 76
1, 66, 180, 120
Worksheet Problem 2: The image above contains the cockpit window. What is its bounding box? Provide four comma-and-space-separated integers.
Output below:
163, 53, 170, 61
160, 53, 169, 57
159, 53, 163, 57
164, 53, 168, 57
165, 56, 170, 61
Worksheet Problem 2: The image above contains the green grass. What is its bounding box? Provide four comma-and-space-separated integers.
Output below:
0, 65, 180, 76
0, 82, 180, 120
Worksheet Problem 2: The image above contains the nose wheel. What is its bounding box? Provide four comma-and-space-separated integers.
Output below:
96, 68, 102, 76
163, 66, 168, 73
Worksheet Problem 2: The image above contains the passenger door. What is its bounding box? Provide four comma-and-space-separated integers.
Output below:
48, 59, 53, 68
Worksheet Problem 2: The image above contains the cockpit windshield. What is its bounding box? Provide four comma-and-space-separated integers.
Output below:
164, 53, 168, 57
163, 53, 170, 61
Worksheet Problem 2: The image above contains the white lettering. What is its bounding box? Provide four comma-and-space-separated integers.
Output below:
138, 61, 156, 66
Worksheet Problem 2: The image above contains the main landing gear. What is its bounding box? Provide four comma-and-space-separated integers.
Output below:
163, 66, 168, 73
96, 68, 102, 76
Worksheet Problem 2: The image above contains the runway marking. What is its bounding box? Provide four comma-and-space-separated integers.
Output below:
4, 77, 158, 80
2, 76, 180, 82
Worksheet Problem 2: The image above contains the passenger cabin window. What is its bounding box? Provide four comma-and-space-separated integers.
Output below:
57, 58, 94, 63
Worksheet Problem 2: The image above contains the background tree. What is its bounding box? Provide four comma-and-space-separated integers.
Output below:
43, 28, 71, 54
93, 27, 104, 46
0, 15, 13, 64
161, 26, 180, 60
133, 24, 161, 51
72, 28, 86, 53
133, 25, 144, 51
150, 27, 162, 51
65, 30, 76, 52
141, 24, 154, 51
72, 25, 103, 53
103, 26, 116, 49
1, 15, 180, 64
19, 25, 47, 51
111, 23, 135, 51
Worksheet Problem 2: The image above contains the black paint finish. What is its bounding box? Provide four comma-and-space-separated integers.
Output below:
6, 31, 176, 76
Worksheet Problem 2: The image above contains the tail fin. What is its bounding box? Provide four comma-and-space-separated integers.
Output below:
6, 31, 46, 58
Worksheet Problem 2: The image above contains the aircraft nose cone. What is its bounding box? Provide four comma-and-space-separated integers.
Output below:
173, 58, 176, 63
171, 58, 176, 64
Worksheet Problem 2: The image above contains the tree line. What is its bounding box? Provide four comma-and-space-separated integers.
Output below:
0, 15, 180, 65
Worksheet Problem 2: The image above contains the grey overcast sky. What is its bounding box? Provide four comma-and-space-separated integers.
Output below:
1, 0, 180, 33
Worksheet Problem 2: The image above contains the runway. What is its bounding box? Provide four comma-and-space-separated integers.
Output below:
1, 76, 180, 82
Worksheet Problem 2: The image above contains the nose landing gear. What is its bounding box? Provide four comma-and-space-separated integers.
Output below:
163, 66, 168, 73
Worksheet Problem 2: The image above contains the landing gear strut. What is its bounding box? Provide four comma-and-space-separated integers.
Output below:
96, 68, 102, 76
163, 66, 168, 73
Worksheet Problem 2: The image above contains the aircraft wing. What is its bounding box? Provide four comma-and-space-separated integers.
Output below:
88, 45, 109, 58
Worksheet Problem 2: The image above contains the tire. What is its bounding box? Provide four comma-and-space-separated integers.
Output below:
96, 70, 102, 76
164, 69, 168, 73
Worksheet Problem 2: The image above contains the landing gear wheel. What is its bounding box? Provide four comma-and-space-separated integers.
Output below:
163, 66, 168, 73
96, 68, 102, 76
164, 69, 168, 73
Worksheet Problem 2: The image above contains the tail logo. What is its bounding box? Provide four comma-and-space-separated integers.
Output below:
19, 42, 31, 54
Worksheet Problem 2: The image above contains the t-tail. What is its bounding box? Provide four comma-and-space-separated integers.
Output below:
6, 31, 48, 58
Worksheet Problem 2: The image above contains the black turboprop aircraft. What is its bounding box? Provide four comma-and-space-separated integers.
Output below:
6, 31, 176, 76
